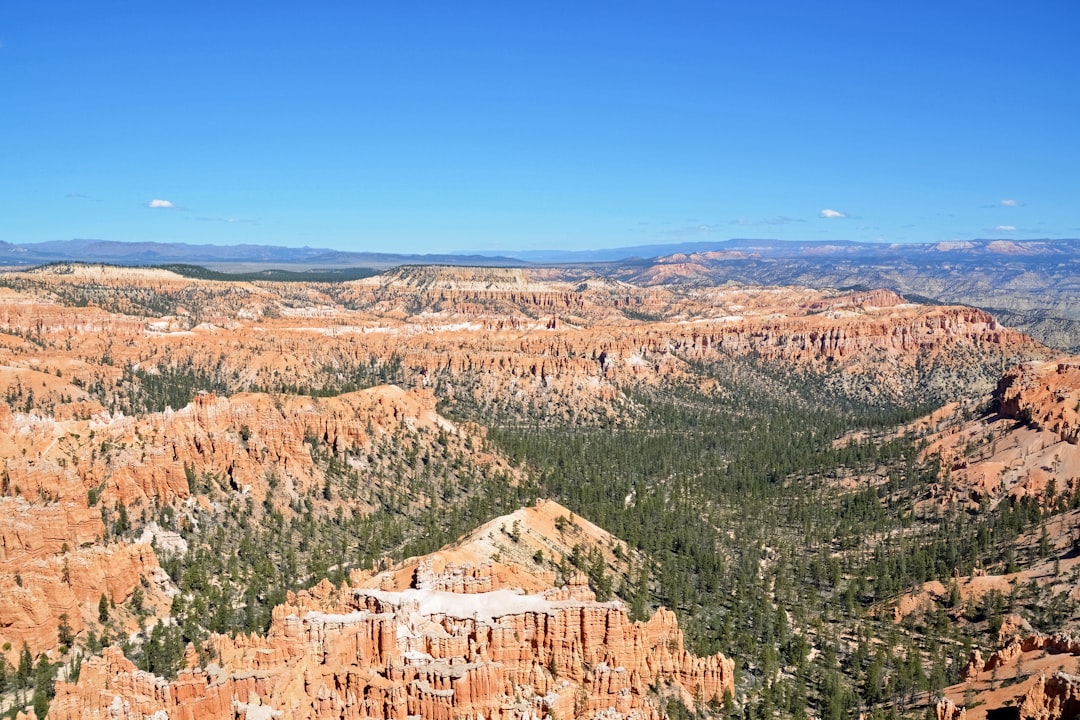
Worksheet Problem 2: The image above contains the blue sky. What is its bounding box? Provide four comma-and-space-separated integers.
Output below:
2, 2, 1077, 253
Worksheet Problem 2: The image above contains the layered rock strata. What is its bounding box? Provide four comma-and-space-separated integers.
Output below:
48, 575, 734, 720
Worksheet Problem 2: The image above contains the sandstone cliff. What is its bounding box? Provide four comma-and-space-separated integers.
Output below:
0, 383, 509, 664
940, 631, 1080, 720
0, 382, 498, 514
996, 359, 1080, 445
0, 497, 172, 663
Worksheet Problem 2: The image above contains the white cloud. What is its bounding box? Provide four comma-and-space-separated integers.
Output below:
819, 208, 847, 219
998, 199, 1024, 207
147, 198, 176, 209
995, 225, 1017, 231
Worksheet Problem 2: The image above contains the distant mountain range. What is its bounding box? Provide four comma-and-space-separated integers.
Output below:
0, 239, 524, 269
4, 236, 1080, 351
4, 237, 1080, 268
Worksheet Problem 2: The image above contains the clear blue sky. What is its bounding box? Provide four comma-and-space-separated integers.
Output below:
2, 2, 1077, 253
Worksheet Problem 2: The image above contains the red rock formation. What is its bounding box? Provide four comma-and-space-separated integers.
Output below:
937, 696, 968, 720
0, 265, 1048, 429
962, 650, 984, 681
0, 374, 513, 664
996, 359, 1080, 445
984, 636, 1025, 672
0, 383, 498, 514
1019, 671, 1080, 720
920, 357, 1080, 508
0, 496, 171, 662
48, 505, 734, 720
0, 498, 103, 567
0, 266, 1050, 714
967, 633, 1080, 679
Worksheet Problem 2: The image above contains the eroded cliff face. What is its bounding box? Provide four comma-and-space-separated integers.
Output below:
47, 504, 734, 720
917, 357, 1080, 509
995, 360, 1080, 445
938, 630, 1080, 720
0, 497, 172, 663
0, 382, 511, 669
0, 264, 1057, 716
1018, 671, 1080, 720
0, 383, 499, 513
936, 696, 967, 720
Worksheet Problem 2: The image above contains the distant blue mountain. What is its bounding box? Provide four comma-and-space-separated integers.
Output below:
0, 239, 525, 268
3, 237, 1079, 269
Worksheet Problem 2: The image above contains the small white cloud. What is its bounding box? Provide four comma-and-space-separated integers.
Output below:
819, 208, 847, 219
998, 199, 1024, 207
148, 198, 176, 209
995, 225, 1017, 232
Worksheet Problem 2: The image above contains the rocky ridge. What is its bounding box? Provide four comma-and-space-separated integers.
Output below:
615, 242, 1080, 352
46, 502, 733, 720
0, 383, 498, 514
0, 263, 1060, 718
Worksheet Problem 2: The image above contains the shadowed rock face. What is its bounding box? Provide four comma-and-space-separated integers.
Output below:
995, 360, 1080, 445
47, 503, 734, 720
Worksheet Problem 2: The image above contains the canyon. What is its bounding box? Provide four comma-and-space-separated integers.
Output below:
0, 262, 1073, 720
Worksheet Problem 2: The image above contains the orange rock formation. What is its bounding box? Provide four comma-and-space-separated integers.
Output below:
1018, 671, 1080, 720
0, 497, 173, 662
996, 359, 1080, 445
921, 357, 1080, 507
0, 265, 1049, 422
48, 504, 733, 720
